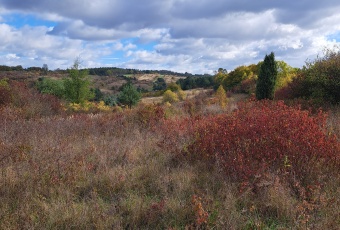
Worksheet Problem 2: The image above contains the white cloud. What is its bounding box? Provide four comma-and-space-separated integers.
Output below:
0, 23, 120, 69
0, 0, 339, 73
5, 53, 20, 60
114, 42, 137, 51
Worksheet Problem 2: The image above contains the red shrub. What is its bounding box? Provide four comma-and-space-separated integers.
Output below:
160, 100, 340, 186
9, 81, 63, 118
135, 104, 165, 129
158, 116, 198, 155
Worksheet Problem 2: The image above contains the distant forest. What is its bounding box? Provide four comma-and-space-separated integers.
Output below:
0, 65, 211, 78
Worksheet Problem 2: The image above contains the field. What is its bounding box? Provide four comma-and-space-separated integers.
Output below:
0, 85, 339, 229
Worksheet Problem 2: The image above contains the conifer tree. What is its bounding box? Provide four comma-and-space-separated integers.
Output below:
256, 52, 278, 100
117, 81, 141, 108
64, 59, 94, 104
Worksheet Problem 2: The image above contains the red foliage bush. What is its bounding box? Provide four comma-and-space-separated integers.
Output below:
158, 116, 195, 155
8, 81, 63, 118
160, 100, 340, 186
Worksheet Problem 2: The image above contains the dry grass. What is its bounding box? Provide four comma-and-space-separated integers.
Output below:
141, 96, 163, 104
134, 74, 185, 84
0, 91, 339, 229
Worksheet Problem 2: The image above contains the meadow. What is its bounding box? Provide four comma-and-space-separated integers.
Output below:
0, 80, 339, 229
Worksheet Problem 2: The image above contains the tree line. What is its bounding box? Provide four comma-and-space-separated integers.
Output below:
0, 64, 211, 79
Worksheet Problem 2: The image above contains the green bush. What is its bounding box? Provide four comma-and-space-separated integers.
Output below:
36, 77, 65, 98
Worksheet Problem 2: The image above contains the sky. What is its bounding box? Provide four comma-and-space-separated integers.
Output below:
0, 1, 340, 74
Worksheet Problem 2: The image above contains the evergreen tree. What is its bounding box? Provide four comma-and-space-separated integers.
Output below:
256, 52, 278, 100
117, 81, 141, 108
153, 77, 167, 91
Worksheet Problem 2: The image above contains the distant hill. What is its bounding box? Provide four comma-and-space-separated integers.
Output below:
0, 65, 213, 95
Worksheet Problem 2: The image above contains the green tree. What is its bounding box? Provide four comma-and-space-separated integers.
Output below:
117, 81, 141, 108
91, 88, 104, 102
153, 77, 167, 91
275, 60, 297, 90
166, 82, 181, 92
63, 60, 94, 104
303, 47, 340, 104
213, 68, 228, 90
222, 65, 253, 90
256, 52, 278, 100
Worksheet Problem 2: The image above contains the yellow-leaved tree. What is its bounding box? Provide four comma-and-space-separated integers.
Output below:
215, 85, 228, 109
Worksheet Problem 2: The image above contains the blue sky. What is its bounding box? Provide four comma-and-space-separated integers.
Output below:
3, 13, 56, 28
1, 0, 340, 74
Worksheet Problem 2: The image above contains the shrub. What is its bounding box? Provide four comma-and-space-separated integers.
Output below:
274, 72, 330, 108
163, 90, 179, 103
177, 89, 187, 101
166, 82, 181, 92
65, 101, 112, 113
103, 94, 118, 106
36, 77, 65, 98
0, 78, 12, 107
135, 104, 165, 129
10, 81, 63, 118
161, 100, 340, 189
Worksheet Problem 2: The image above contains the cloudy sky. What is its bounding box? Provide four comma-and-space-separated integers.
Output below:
0, 0, 340, 74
